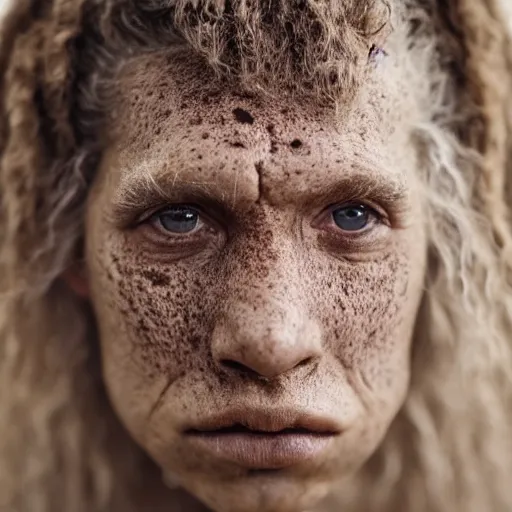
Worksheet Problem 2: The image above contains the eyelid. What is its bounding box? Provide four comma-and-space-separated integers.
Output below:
134, 203, 203, 226
331, 201, 385, 219
302, 175, 409, 227
111, 187, 234, 231
152, 203, 201, 217
313, 203, 393, 260
148, 204, 204, 225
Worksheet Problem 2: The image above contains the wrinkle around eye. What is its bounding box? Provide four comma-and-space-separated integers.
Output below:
312, 210, 395, 262
112, 202, 227, 263
127, 220, 225, 263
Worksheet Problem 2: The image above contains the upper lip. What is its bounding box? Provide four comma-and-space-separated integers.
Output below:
185, 407, 342, 435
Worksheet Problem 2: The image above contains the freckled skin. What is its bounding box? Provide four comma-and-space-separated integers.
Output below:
83, 48, 427, 512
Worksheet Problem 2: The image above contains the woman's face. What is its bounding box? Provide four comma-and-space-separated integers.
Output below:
82, 51, 427, 512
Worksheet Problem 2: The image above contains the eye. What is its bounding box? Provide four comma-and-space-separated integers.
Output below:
154, 206, 200, 234
332, 204, 372, 232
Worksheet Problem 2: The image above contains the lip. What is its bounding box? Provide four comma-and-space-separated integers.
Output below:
184, 408, 341, 470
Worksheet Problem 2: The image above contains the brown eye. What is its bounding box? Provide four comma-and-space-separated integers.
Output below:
332, 205, 372, 232
155, 206, 200, 234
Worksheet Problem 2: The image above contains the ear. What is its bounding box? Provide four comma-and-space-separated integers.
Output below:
63, 263, 90, 298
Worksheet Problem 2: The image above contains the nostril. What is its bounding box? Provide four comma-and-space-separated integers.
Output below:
220, 356, 317, 379
221, 360, 246, 372
220, 359, 261, 378
294, 357, 315, 369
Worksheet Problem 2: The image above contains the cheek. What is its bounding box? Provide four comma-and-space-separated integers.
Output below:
86, 235, 219, 425
308, 245, 421, 405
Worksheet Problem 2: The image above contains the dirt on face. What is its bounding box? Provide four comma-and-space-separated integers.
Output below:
83, 43, 427, 512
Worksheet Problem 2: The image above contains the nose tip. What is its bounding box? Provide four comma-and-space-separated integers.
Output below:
211, 308, 322, 380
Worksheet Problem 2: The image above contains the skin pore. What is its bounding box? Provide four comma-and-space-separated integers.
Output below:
79, 40, 428, 512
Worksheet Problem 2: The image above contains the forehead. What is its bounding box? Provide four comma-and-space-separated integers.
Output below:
114, 49, 414, 140
103, 51, 420, 207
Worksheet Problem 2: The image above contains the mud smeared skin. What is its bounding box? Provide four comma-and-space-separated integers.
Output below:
85, 49, 427, 512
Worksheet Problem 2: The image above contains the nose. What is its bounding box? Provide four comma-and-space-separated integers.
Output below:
211, 299, 322, 380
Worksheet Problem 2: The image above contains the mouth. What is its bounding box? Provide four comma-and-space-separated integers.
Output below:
184, 408, 341, 470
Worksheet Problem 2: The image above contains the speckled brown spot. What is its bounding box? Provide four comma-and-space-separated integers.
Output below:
85, 45, 427, 512
233, 108, 255, 125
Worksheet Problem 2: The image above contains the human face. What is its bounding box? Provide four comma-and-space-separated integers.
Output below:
83, 47, 427, 512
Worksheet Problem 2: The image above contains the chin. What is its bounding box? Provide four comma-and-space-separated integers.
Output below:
182, 472, 333, 512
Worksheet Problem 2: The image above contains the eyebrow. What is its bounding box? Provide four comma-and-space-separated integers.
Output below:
109, 159, 248, 226
109, 157, 411, 227
303, 163, 409, 206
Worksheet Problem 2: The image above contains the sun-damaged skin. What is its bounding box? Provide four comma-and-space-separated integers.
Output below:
81, 48, 428, 512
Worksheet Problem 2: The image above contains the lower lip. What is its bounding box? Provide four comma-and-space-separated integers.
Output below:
186, 431, 334, 469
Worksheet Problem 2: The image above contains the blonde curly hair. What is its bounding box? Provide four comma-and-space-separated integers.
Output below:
1, 1, 512, 511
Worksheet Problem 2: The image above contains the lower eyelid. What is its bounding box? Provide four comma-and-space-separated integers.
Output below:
317, 225, 391, 258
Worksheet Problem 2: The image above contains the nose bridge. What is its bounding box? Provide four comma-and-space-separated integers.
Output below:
229, 243, 303, 345
232, 285, 302, 346
228, 233, 302, 326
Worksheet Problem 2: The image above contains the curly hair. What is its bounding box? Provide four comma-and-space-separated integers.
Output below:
0, 1, 511, 511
